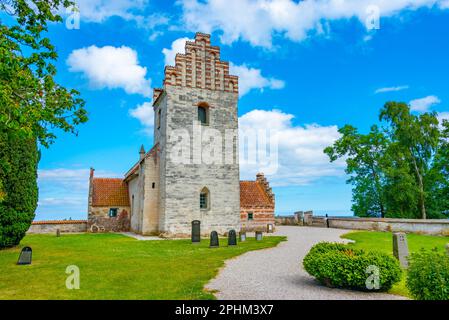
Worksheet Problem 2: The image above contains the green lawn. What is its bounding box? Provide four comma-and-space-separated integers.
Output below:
0, 233, 285, 300
341, 231, 449, 298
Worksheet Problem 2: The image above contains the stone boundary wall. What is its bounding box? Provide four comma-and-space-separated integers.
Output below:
276, 215, 449, 235
27, 220, 87, 234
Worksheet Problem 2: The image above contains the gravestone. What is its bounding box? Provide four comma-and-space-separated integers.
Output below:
228, 229, 237, 246
239, 231, 246, 242
191, 220, 201, 244
56, 228, 61, 237
210, 231, 219, 248
393, 232, 409, 268
255, 231, 263, 241
267, 224, 274, 233
17, 247, 32, 265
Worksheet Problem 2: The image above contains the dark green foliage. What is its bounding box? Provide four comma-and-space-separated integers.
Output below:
325, 101, 449, 219
0, 130, 39, 248
406, 249, 449, 300
0, 0, 87, 246
303, 242, 402, 291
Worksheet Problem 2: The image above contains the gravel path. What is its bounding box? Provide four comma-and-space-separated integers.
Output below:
205, 226, 406, 300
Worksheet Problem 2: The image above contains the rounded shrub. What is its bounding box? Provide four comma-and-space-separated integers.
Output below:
406, 249, 449, 300
303, 242, 402, 291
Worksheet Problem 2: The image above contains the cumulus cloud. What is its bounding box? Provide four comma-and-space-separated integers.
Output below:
37, 168, 120, 219
180, 0, 449, 47
375, 85, 409, 94
162, 37, 193, 66
229, 63, 285, 97
438, 112, 449, 124
162, 38, 285, 97
129, 101, 155, 134
409, 95, 441, 112
67, 45, 152, 97
239, 109, 344, 186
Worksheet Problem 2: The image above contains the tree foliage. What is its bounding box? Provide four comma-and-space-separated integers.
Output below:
0, 0, 87, 247
325, 102, 449, 219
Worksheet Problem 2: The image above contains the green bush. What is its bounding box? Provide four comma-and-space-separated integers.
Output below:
303, 242, 402, 291
406, 249, 449, 300
0, 130, 39, 248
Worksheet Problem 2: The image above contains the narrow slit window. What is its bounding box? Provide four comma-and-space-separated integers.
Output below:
200, 187, 209, 209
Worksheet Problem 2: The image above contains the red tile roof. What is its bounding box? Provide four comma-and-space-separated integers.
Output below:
240, 181, 274, 209
91, 178, 130, 207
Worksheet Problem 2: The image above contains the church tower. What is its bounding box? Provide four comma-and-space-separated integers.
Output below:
152, 33, 240, 235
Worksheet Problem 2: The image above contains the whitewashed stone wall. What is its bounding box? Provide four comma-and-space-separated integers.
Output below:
154, 86, 240, 236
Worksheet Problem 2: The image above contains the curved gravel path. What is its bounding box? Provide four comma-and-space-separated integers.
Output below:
205, 226, 406, 300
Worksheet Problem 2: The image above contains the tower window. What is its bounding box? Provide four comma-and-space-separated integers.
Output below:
200, 187, 210, 210
157, 109, 161, 129
247, 212, 254, 221
197, 103, 210, 125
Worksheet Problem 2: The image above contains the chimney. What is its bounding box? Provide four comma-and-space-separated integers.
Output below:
90, 167, 95, 179
139, 145, 146, 160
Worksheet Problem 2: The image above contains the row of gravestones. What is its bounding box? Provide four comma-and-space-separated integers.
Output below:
191, 220, 263, 248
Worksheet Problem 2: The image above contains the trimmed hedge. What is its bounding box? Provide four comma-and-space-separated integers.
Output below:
303, 242, 402, 291
406, 249, 449, 300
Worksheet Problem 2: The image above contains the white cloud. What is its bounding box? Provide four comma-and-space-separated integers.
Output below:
438, 112, 449, 124
230, 63, 285, 97
180, 0, 449, 47
239, 109, 344, 186
37, 168, 120, 219
67, 45, 151, 97
162, 37, 193, 66
162, 38, 285, 97
375, 85, 409, 94
71, 0, 147, 23
129, 101, 154, 133
409, 95, 441, 112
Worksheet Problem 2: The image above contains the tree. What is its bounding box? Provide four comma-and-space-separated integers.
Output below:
324, 124, 388, 217
380, 102, 441, 219
325, 101, 449, 219
0, 130, 39, 247
0, 0, 87, 247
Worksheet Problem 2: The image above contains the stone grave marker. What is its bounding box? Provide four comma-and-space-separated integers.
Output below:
56, 228, 61, 237
191, 220, 201, 244
239, 231, 246, 242
393, 232, 409, 268
17, 247, 32, 265
210, 231, 219, 248
228, 229, 237, 246
255, 231, 263, 241
267, 224, 274, 233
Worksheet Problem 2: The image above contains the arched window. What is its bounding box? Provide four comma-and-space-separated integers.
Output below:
200, 187, 210, 210
197, 102, 209, 125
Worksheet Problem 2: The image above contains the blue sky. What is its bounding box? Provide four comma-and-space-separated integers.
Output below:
22, 0, 449, 220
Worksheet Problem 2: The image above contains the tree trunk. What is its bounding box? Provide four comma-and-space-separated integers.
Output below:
411, 155, 426, 219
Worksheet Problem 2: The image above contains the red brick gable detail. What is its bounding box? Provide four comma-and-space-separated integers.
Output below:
91, 178, 130, 207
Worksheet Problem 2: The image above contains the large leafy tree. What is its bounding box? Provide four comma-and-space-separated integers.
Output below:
324, 125, 388, 218
325, 102, 449, 219
380, 102, 442, 219
0, 0, 87, 247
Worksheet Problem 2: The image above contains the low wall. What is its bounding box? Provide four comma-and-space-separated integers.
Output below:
325, 217, 449, 235
276, 214, 449, 235
27, 220, 87, 234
